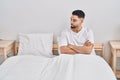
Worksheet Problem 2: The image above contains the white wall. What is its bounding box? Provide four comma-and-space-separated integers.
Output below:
0, 0, 120, 62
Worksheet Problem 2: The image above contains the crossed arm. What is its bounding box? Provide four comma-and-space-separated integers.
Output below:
60, 40, 94, 54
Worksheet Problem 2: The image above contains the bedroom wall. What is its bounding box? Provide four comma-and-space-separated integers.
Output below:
0, 0, 120, 63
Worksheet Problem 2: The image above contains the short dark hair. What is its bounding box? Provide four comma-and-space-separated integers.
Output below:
72, 10, 85, 18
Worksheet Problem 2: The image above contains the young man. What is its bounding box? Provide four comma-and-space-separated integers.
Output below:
59, 10, 95, 55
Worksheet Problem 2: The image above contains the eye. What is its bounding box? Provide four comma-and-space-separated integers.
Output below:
73, 19, 77, 22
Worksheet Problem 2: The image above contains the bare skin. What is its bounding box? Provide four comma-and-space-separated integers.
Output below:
60, 40, 94, 55
60, 15, 94, 55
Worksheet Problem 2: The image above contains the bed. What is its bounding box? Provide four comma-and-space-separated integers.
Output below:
0, 33, 117, 80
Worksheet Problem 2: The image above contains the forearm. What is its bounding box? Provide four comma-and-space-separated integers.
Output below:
71, 45, 93, 54
60, 46, 78, 54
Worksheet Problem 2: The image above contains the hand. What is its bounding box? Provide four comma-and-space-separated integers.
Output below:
68, 44, 74, 49
84, 40, 94, 46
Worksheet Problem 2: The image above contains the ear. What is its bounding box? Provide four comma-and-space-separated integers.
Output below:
80, 18, 84, 23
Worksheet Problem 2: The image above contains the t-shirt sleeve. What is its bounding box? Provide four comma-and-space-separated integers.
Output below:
58, 30, 68, 54
58, 30, 68, 47
87, 29, 94, 43
87, 28, 96, 55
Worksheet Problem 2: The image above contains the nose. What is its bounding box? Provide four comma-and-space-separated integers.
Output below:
71, 21, 73, 25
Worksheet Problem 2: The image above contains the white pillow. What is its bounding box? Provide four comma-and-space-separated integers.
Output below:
18, 33, 53, 57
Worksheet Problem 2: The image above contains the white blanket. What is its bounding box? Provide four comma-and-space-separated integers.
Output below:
0, 54, 117, 80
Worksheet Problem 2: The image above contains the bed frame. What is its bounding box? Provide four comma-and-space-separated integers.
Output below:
15, 42, 105, 58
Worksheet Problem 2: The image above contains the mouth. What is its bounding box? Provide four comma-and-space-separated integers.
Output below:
71, 26, 77, 29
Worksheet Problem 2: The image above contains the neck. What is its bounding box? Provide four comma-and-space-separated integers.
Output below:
71, 26, 82, 33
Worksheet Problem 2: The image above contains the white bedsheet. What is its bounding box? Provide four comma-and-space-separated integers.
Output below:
0, 54, 117, 80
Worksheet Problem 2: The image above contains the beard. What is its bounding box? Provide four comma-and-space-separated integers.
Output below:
71, 25, 78, 29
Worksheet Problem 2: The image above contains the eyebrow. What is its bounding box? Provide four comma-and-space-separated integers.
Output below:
71, 18, 77, 20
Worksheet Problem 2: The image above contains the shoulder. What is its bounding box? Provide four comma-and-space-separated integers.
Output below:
84, 27, 93, 33
61, 29, 71, 35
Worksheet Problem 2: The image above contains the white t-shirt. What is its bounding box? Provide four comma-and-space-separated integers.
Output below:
58, 27, 96, 55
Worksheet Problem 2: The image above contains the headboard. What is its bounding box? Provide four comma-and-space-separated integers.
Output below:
15, 42, 104, 58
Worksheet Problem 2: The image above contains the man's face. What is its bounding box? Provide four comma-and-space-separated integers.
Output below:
70, 15, 83, 29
